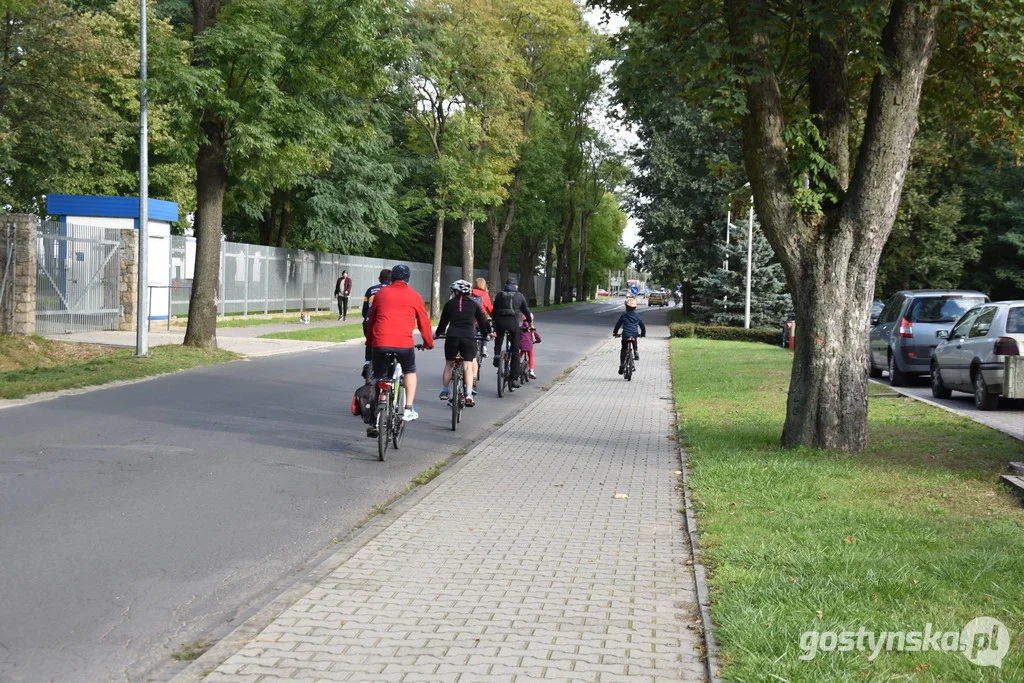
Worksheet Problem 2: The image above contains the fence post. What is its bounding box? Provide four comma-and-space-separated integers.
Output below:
264, 250, 270, 314
218, 236, 225, 316
243, 243, 249, 316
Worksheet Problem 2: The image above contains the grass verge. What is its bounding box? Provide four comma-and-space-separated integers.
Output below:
671, 338, 1023, 681
0, 339, 238, 399
260, 324, 367, 342
216, 313, 341, 328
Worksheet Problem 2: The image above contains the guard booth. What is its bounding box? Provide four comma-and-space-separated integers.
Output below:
43, 195, 178, 333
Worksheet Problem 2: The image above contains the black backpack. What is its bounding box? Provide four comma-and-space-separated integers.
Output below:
351, 383, 377, 424
495, 291, 518, 317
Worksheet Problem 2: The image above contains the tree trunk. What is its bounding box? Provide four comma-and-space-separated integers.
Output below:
275, 194, 291, 248
499, 244, 509, 288
430, 214, 444, 318
486, 214, 507, 296
183, 118, 226, 350
542, 240, 553, 306
258, 197, 275, 246
461, 216, 474, 282
727, 0, 938, 450
576, 210, 590, 300
183, 0, 226, 350
519, 237, 537, 305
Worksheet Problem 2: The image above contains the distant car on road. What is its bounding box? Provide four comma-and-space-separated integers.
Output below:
648, 290, 668, 306
596, 289, 609, 297
613, 289, 631, 296
930, 300, 1024, 410
869, 289, 989, 386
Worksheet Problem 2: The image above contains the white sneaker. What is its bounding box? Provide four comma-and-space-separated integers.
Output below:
402, 407, 419, 422
439, 387, 450, 400
528, 370, 536, 379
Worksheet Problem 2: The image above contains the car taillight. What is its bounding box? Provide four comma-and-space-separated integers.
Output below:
898, 318, 914, 338
994, 337, 1019, 356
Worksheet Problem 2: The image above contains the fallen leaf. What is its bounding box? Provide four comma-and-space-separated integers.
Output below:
914, 664, 930, 672
816, 610, 823, 618
843, 537, 856, 544
787, 577, 796, 583
817, 493, 828, 500
613, 492, 629, 499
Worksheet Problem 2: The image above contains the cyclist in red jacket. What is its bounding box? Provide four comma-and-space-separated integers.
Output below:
366, 264, 434, 421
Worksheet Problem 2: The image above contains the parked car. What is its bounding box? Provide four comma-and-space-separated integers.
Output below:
869, 290, 989, 386
930, 300, 1024, 410
613, 288, 631, 296
596, 288, 609, 297
871, 300, 884, 325
648, 290, 668, 306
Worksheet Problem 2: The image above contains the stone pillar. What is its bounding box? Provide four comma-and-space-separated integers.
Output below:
0, 214, 37, 335
119, 229, 138, 331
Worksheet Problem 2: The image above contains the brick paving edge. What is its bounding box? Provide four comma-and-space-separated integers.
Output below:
166, 344, 599, 682
672, 400, 724, 683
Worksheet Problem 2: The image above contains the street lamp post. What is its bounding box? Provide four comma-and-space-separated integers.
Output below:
726, 196, 756, 328
135, 0, 149, 356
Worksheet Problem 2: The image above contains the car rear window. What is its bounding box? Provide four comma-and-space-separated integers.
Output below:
1007, 306, 1024, 334
907, 296, 987, 323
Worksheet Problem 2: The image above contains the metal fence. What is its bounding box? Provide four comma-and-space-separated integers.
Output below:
171, 236, 550, 317
35, 221, 122, 335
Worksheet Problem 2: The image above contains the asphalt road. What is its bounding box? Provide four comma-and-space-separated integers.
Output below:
0, 300, 663, 683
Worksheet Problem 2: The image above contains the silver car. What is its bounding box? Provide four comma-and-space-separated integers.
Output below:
869, 290, 989, 386
930, 301, 1024, 410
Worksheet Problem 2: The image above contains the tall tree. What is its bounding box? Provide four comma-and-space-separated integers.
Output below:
604, 0, 1024, 450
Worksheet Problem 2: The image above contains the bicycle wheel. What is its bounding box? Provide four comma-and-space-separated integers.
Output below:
520, 352, 530, 383
496, 355, 505, 397
450, 366, 462, 431
376, 398, 390, 461
393, 384, 406, 449
624, 357, 634, 381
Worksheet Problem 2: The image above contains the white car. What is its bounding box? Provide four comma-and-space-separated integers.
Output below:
930, 300, 1024, 410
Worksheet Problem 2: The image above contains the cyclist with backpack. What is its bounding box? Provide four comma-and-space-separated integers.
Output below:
491, 278, 532, 389
366, 265, 434, 423
471, 278, 493, 358
435, 280, 490, 407
613, 297, 646, 375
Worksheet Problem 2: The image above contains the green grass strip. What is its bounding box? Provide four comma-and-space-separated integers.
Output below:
261, 324, 369, 342
0, 345, 238, 399
671, 338, 1024, 681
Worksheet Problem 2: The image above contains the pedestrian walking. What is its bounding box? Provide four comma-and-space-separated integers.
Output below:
335, 270, 353, 320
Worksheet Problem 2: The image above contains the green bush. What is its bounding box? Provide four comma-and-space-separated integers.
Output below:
670, 323, 780, 346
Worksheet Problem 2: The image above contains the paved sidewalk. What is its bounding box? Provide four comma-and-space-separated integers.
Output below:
177, 324, 706, 682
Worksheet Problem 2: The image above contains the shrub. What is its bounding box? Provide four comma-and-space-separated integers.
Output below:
670, 323, 780, 346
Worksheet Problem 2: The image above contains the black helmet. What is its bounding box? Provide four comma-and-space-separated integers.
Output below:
390, 264, 411, 282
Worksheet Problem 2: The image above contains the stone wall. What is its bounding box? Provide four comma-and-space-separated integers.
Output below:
119, 228, 138, 331
0, 214, 37, 335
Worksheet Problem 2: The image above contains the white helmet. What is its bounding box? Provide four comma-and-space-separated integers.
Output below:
450, 279, 472, 295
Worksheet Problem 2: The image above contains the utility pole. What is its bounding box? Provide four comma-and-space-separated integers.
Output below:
135, 0, 149, 356
744, 201, 754, 329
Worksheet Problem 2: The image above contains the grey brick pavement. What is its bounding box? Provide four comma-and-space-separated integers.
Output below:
192, 324, 705, 682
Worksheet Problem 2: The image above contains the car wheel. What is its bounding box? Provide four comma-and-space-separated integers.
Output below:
868, 352, 883, 379
887, 352, 907, 387
972, 369, 999, 411
930, 363, 952, 399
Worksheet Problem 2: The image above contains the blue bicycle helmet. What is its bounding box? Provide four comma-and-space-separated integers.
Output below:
390, 264, 411, 282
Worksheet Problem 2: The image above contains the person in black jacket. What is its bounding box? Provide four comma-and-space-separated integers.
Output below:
435, 280, 490, 406
491, 278, 532, 389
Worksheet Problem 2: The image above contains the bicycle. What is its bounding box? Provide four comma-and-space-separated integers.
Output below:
497, 344, 513, 397
372, 346, 422, 461
518, 349, 531, 385
436, 335, 481, 431
615, 333, 637, 382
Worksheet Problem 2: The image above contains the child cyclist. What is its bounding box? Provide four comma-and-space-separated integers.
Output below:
613, 297, 646, 375
519, 313, 542, 379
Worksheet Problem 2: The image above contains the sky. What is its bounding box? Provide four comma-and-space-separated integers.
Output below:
582, 8, 642, 251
